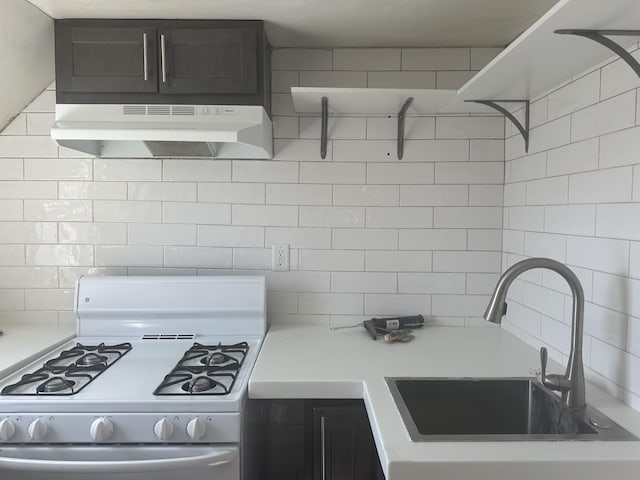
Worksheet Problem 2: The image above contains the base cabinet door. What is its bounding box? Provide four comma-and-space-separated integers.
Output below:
312, 405, 381, 480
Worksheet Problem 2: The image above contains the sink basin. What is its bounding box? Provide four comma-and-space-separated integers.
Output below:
387, 377, 638, 441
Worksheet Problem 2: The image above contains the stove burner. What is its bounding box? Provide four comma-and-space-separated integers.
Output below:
201, 352, 227, 366
154, 341, 249, 396
76, 353, 107, 367
1, 342, 132, 396
183, 376, 216, 393
38, 377, 75, 393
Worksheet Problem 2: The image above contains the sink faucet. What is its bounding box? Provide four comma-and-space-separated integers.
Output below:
484, 257, 585, 412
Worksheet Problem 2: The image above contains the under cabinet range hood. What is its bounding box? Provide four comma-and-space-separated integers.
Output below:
51, 104, 273, 159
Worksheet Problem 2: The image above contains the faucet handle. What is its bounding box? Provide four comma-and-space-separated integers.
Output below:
540, 346, 548, 380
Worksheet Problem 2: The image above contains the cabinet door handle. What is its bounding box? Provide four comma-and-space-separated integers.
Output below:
320, 416, 326, 480
142, 32, 149, 81
160, 34, 167, 84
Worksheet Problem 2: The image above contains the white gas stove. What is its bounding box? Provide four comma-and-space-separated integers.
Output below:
0, 275, 266, 480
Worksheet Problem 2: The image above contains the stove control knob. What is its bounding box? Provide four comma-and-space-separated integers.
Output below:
186, 417, 206, 440
28, 419, 48, 441
90, 417, 114, 442
154, 418, 174, 441
0, 419, 16, 441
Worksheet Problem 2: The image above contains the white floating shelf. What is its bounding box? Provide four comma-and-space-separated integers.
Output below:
457, 0, 640, 102
291, 87, 493, 115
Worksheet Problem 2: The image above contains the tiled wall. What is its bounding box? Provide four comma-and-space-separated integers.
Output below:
502, 44, 640, 411
0, 47, 504, 328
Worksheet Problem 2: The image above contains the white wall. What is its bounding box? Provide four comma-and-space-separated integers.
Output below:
0, 47, 503, 327
0, 0, 54, 131
502, 43, 640, 411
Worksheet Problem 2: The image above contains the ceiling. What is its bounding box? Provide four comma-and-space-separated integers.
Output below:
26, 0, 560, 48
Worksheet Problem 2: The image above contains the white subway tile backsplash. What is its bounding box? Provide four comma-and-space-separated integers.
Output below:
400, 185, 467, 206
365, 250, 431, 272
509, 153, 547, 183
266, 271, 330, 293
266, 291, 298, 314
0, 289, 24, 310
468, 229, 502, 251
522, 282, 565, 322
435, 162, 503, 184
128, 224, 196, 246
547, 71, 600, 121
300, 206, 365, 228
544, 205, 596, 236
94, 159, 161, 181
266, 227, 331, 249
24, 289, 74, 311
546, 138, 599, 176
331, 272, 396, 293
163, 202, 230, 225
0, 267, 58, 288
271, 71, 298, 94
502, 230, 525, 255
402, 48, 469, 70
436, 71, 476, 89
333, 228, 397, 250
272, 49, 332, 70
469, 185, 503, 206
94, 201, 161, 223
233, 160, 299, 182
300, 117, 366, 140
1, 115, 27, 135
507, 206, 544, 231
592, 272, 640, 319
433, 251, 501, 273
298, 292, 362, 314
273, 116, 299, 139
198, 226, 264, 247
600, 50, 640, 100
0, 222, 57, 244
523, 232, 566, 262
584, 303, 629, 350
95, 245, 163, 267
301, 162, 366, 184
25, 200, 92, 221
26, 113, 55, 136
466, 273, 501, 295
0, 245, 24, 266
26, 245, 93, 266
163, 160, 231, 182
335, 185, 399, 206
431, 294, 489, 317
0, 181, 57, 199
300, 249, 364, 271
596, 204, 640, 241
233, 248, 272, 269
364, 294, 431, 315
600, 126, 640, 168
399, 229, 467, 251
299, 71, 367, 88
59, 223, 126, 245
569, 167, 633, 204
367, 163, 434, 184
271, 93, 296, 116
0, 136, 58, 157
232, 205, 298, 227
434, 207, 502, 229
436, 117, 503, 139
366, 207, 433, 228
526, 176, 568, 205
333, 48, 400, 70
24, 90, 55, 113
571, 91, 636, 142
25, 158, 91, 180
0, 159, 23, 180
198, 183, 265, 204
59, 182, 126, 200
503, 183, 526, 207
128, 182, 196, 202
0, 200, 23, 221
470, 139, 504, 162
367, 71, 435, 89
267, 184, 331, 205
567, 236, 629, 275
398, 273, 466, 294
530, 116, 571, 154
631, 242, 640, 280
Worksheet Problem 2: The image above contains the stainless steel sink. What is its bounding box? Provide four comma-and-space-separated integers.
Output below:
387, 377, 638, 441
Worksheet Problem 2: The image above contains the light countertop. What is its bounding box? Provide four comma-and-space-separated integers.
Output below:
0, 323, 75, 378
249, 324, 640, 480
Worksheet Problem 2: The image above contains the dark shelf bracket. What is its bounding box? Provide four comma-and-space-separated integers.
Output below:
466, 99, 530, 152
397, 97, 414, 160
555, 29, 640, 80
320, 96, 329, 159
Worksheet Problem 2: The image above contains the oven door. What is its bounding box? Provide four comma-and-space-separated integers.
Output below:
0, 445, 238, 480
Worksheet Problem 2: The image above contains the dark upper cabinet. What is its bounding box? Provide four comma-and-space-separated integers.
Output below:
158, 28, 257, 94
54, 19, 271, 111
56, 25, 158, 93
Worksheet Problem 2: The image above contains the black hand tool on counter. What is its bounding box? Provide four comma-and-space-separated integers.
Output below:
331, 314, 425, 340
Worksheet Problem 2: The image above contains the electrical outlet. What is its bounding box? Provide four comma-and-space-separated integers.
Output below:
272, 245, 289, 271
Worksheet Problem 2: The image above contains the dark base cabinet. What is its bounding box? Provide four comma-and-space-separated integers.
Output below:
247, 400, 385, 480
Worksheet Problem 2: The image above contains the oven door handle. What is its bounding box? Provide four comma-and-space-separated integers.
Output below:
0, 448, 235, 473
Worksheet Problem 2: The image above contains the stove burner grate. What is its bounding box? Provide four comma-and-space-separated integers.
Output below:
154, 341, 249, 396
1, 342, 132, 396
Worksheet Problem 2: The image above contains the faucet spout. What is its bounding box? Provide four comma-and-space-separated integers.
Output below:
484, 257, 585, 411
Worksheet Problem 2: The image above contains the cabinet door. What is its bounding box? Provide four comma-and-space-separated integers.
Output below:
158, 28, 258, 95
56, 25, 158, 93
312, 406, 378, 480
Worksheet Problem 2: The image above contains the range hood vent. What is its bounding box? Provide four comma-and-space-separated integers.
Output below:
51, 104, 273, 159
